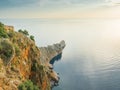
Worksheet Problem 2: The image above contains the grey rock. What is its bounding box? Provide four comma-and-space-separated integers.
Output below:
39, 40, 66, 63
39, 40, 65, 84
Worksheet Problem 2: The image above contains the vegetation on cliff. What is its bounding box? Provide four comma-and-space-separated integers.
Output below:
18, 80, 39, 90
0, 22, 8, 38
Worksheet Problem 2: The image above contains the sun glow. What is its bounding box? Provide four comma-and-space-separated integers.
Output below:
101, 20, 120, 41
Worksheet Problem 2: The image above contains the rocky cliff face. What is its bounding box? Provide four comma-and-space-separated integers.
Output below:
40, 40, 65, 87
0, 22, 65, 90
40, 40, 65, 64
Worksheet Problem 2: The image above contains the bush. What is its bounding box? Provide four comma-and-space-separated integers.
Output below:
18, 29, 35, 41
0, 22, 4, 30
18, 29, 29, 36
18, 29, 23, 33
30, 35, 35, 41
18, 80, 39, 90
0, 30, 8, 38
0, 40, 13, 58
23, 30, 29, 36
0, 22, 9, 38
0, 40, 14, 65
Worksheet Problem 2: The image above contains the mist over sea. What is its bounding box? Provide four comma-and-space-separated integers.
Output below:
1, 18, 120, 90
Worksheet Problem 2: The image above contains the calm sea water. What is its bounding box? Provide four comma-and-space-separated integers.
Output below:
1, 18, 120, 90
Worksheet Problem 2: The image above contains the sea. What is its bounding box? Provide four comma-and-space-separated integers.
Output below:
1, 18, 120, 90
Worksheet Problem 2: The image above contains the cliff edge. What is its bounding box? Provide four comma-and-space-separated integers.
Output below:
0, 22, 65, 90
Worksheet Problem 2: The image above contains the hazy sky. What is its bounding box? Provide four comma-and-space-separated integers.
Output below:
0, 0, 120, 18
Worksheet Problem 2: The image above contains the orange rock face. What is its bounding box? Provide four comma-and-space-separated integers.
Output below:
4, 25, 14, 32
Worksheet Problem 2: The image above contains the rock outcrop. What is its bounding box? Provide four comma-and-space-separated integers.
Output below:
0, 22, 65, 90
40, 40, 65, 87
40, 40, 65, 63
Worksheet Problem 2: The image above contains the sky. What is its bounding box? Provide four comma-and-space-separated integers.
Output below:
0, 0, 120, 18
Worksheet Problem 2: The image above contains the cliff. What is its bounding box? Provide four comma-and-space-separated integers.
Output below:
0, 22, 65, 90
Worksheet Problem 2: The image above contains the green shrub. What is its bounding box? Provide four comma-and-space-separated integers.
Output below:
0, 40, 14, 65
18, 29, 35, 41
18, 80, 39, 90
30, 35, 35, 41
0, 22, 4, 30
0, 40, 13, 58
18, 29, 29, 36
0, 22, 8, 38
18, 29, 23, 33
23, 30, 29, 36
0, 30, 8, 38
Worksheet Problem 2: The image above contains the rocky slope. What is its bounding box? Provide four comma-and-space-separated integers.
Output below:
0, 22, 65, 90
